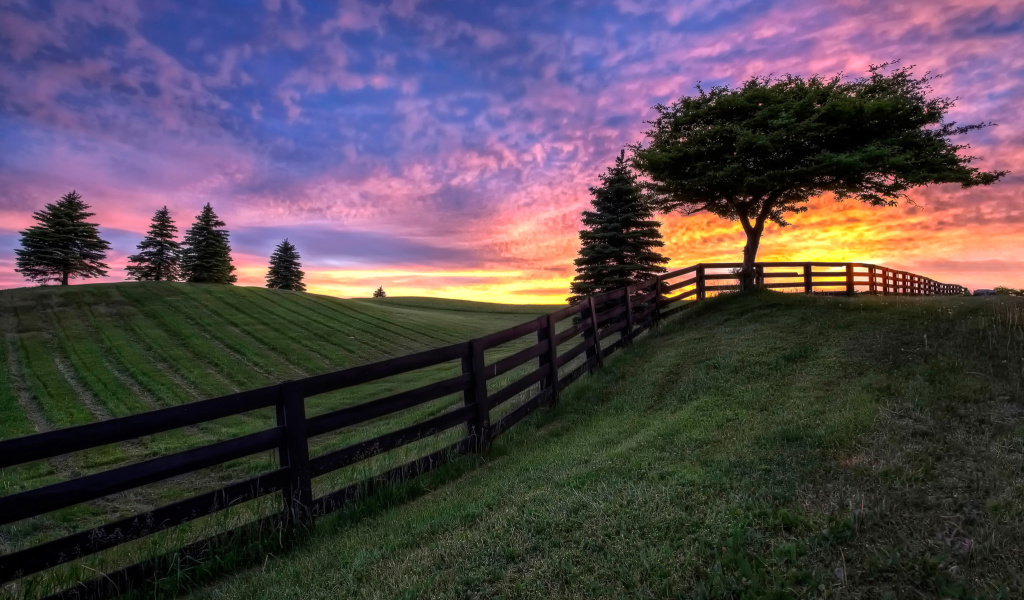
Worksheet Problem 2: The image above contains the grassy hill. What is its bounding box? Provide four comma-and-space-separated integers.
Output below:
0, 282, 553, 586
170, 292, 1023, 600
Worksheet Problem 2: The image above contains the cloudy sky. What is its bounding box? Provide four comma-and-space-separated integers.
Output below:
1, 0, 1021, 301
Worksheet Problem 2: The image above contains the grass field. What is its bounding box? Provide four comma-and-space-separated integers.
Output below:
170, 291, 1023, 600
0, 282, 554, 597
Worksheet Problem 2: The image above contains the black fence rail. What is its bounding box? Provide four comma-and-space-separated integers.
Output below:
0, 261, 967, 598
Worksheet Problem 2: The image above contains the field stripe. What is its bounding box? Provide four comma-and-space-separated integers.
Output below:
205, 288, 356, 366
251, 289, 405, 362
171, 285, 334, 373
113, 286, 262, 391
104, 288, 239, 398
301, 294, 451, 348
147, 284, 310, 379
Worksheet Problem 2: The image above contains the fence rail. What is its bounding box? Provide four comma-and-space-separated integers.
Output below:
0, 261, 967, 597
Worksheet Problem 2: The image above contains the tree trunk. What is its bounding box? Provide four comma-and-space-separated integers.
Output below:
740, 228, 761, 292
61, 270, 69, 286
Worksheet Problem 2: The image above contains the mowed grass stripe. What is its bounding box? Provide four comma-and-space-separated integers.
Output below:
285, 293, 442, 353
145, 283, 309, 380
8, 305, 95, 429
40, 302, 152, 418
323, 299, 458, 346
209, 287, 371, 368
114, 285, 262, 391
0, 317, 37, 441
102, 288, 238, 399
230, 284, 382, 360
251, 289, 417, 363
170, 284, 336, 374
76, 290, 201, 407
300, 294, 454, 350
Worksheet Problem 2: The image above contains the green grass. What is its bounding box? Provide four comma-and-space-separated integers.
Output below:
171, 292, 1022, 600
0, 282, 554, 595
3, 287, 1022, 599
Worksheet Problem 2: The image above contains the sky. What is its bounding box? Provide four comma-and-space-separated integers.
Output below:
1, 0, 1022, 302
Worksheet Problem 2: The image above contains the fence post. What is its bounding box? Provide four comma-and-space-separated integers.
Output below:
624, 286, 635, 345
803, 264, 812, 294
588, 296, 603, 370
537, 314, 559, 403
696, 265, 706, 300
845, 263, 854, 296
653, 277, 663, 325
277, 380, 312, 523
882, 269, 889, 295
868, 266, 876, 294
462, 340, 491, 451
546, 313, 560, 405
755, 264, 764, 288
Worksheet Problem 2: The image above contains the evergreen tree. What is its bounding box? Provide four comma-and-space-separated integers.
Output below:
126, 206, 181, 282
15, 190, 111, 286
569, 151, 668, 304
373, 286, 386, 298
180, 203, 237, 284
265, 238, 305, 291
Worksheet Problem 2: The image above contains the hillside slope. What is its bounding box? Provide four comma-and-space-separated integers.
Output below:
0, 282, 552, 441
182, 292, 1024, 600
0, 282, 553, 575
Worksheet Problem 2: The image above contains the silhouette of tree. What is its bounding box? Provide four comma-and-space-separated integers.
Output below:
569, 150, 667, 304
633, 63, 1006, 291
126, 206, 181, 282
15, 190, 111, 286
266, 238, 306, 292
180, 203, 236, 284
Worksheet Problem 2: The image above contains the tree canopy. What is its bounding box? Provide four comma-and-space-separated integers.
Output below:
569, 150, 667, 304
126, 206, 181, 282
180, 203, 237, 284
632, 62, 1007, 290
373, 286, 387, 298
15, 190, 111, 286
266, 238, 306, 292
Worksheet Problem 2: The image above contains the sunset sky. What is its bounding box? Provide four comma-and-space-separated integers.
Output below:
1, 0, 1021, 302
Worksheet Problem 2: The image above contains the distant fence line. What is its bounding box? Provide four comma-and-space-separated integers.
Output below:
0, 261, 967, 598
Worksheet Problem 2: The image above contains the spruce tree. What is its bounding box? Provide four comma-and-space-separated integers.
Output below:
15, 190, 111, 286
126, 206, 181, 282
265, 239, 306, 291
569, 151, 668, 304
180, 203, 237, 284
373, 286, 386, 298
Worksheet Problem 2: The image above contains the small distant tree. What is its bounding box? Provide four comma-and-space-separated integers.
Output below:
15, 190, 111, 286
373, 286, 386, 298
569, 150, 668, 304
265, 239, 305, 292
633, 62, 1007, 291
994, 286, 1024, 297
126, 206, 181, 282
180, 203, 237, 284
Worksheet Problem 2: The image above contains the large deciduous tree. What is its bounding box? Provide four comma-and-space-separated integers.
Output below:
632, 63, 1007, 291
126, 206, 181, 282
569, 150, 668, 304
15, 190, 111, 286
180, 203, 237, 284
265, 238, 306, 292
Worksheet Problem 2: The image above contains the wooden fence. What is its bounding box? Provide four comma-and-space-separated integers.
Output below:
0, 261, 967, 598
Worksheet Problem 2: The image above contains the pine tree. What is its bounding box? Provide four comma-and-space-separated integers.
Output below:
568, 150, 668, 304
180, 203, 237, 284
126, 206, 181, 282
15, 190, 111, 286
373, 286, 386, 298
265, 239, 305, 292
